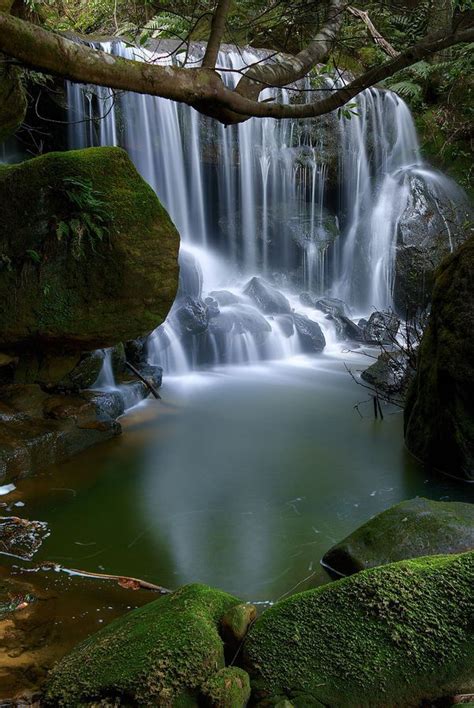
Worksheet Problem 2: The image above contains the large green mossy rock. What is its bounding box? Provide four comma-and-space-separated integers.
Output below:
404, 237, 474, 480
243, 552, 474, 706
45, 584, 241, 706
322, 498, 474, 576
0, 147, 179, 353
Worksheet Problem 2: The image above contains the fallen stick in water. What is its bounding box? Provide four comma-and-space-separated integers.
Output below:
27, 561, 171, 594
125, 361, 161, 399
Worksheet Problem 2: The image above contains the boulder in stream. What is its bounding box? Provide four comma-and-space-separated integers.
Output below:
362, 310, 400, 344
243, 552, 474, 706
243, 277, 291, 315
293, 314, 326, 353
175, 296, 209, 335
322, 498, 474, 576
46, 583, 241, 706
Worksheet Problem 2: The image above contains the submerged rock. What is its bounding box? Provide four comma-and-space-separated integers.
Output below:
292, 314, 326, 353
45, 583, 241, 706
243, 552, 474, 706
404, 237, 474, 480
322, 498, 474, 576
243, 277, 291, 315
0, 147, 179, 355
0, 516, 49, 560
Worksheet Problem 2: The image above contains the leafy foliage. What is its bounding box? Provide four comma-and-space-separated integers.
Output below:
53, 176, 111, 259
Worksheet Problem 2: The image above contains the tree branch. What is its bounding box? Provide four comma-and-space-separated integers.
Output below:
347, 6, 399, 58
202, 0, 232, 68
235, 0, 348, 100
0, 11, 472, 126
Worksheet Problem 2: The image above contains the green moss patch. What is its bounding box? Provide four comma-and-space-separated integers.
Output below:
243, 552, 474, 706
45, 583, 241, 706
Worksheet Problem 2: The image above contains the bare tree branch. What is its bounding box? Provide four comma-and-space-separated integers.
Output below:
347, 5, 399, 58
202, 0, 232, 68
235, 0, 348, 100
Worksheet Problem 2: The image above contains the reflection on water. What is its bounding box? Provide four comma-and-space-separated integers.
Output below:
12, 355, 474, 602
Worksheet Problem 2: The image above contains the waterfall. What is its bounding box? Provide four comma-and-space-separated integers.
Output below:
66, 41, 468, 374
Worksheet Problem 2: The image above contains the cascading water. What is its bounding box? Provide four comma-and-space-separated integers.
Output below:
66, 41, 469, 375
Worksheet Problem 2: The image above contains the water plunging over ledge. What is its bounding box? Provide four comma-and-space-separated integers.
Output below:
67, 41, 468, 378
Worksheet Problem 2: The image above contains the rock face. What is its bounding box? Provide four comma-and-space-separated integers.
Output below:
0, 63, 27, 143
0, 147, 179, 354
322, 498, 474, 576
45, 583, 241, 707
404, 237, 474, 480
243, 552, 474, 706
243, 277, 291, 315
393, 171, 471, 315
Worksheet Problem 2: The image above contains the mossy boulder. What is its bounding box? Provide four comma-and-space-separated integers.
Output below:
322, 498, 474, 577
404, 236, 474, 480
201, 667, 251, 707
45, 583, 241, 706
0, 147, 179, 354
243, 552, 474, 706
0, 62, 27, 143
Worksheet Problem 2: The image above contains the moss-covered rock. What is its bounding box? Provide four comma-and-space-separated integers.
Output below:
221, 603, 257, 644
243, 552, 474, 706
322, 498, 474, 577
200, 667, 251, 707
0, 62, 26, 144
0, 147, 179, 354
404, 236, 474, 480
45, 583, 241, 707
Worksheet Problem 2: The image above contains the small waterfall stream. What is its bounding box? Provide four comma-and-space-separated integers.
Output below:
66, 41, 468, 377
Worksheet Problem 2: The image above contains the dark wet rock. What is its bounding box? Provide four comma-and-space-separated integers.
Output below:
87, 390, 125, 421
405, 237, 474, 481
178, 249, 203, 299
293, 314, 326, 353
0, 384, 121, 483
0, 63, 27, 144
361, 350, 413, 398
175, 297, 209, 335
60, 351, 104, 391
275, 315, 294, 338
124, 335, 148, 367
243, 277, 291, 315
358, 318, 368, 329
46, 584, 241, 706
0, 516, 50, 561
363, 311, 400, 344
314, 297, 351, 318
299, 292, 317, 308
209, 305, 272, 341
322, 498, 474, 577
327, 314, 364, 342
205, 297, 220, 319
393, 171, 471, 315
0, 147, 179, 355
243, 552, 474, 706
0, 353, 18, 385
110, 343, 126, 377
209, 290, 241, 307
200, 667, 251, 708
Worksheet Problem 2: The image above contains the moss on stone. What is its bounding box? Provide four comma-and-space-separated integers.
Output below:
0, 63, 27, 143
45, 583, 241, 707
404, 236, 474, 480
0, 147, 179, 354
322, 497, 474, 576
243, 552, 474, 706
200, 667, 251, 707
221, 603, 257, 644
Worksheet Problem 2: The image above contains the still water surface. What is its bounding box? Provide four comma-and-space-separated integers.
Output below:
17, 354, 472, 602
